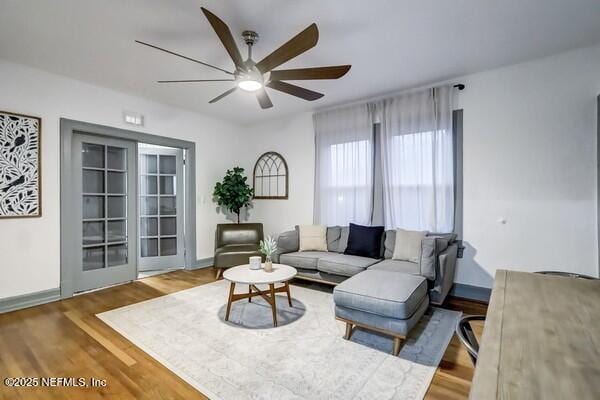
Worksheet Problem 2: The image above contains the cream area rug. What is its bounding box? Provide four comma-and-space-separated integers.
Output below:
98, 280, 460, 400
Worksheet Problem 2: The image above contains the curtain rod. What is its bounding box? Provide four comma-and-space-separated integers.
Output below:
315, 81, 466, 114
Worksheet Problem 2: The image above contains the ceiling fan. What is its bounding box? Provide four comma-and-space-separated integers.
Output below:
135, 7, 351, 109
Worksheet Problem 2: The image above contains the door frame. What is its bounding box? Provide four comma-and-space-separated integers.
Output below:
60, 118, 197, 298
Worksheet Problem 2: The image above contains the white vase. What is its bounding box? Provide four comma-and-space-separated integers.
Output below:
249, 256, 262, 270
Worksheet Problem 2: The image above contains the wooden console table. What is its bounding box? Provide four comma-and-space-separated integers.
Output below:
470, 269, 600, 399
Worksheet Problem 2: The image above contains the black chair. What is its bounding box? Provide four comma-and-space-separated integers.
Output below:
535, 271, 597, 280
455, 315, 486, 366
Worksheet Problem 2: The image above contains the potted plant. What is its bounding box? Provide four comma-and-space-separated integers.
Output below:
213, 167, 254, 223
259, 235, 277, 272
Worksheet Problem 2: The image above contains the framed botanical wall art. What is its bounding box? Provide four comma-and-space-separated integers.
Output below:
0, 111, 42, 218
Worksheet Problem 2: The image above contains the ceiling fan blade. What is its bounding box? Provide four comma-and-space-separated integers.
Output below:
256, 88, 273, 109
157, 79, 235, 83
254, 23, 319, 74
266, 81, 323, 101
269, 65, 351, 81
201, 7, 245, 71
135, 40, 233, 75
209, 87, 237, 103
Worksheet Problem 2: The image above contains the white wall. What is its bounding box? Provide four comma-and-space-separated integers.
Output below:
240, 44, 600, 288
0, 60, 244, 299
456, 44, 600, 287
240, 113, 316, 237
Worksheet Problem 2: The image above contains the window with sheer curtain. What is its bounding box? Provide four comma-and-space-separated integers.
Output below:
313, 85, 456, 233
323, 139, 372, 225
313, 104, 374, 226
383, 129, 454, 232
379, 86, 455, 232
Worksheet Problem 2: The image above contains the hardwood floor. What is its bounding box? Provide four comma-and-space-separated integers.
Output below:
0, 268, 487, 400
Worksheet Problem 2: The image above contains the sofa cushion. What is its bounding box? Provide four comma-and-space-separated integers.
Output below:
383, 230, 458, 280
280, 251, 330, 270
339, 227, 350, 252
368, 259, 420, 275
333, 269, 428, 320
278, 230, 299, 253
384, 231, 457, 259
383, 229, 396, 259
326, 226, 350, 253
298, 225, 328, 251
419, 237, 437, 280
326, 226, 341, 251
393, 229, 427, 263
344, 223, 384, 259
317, 253, 379, 277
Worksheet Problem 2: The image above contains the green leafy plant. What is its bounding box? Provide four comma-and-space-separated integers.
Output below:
213, 167, 254, 223
259, 235, 278, 258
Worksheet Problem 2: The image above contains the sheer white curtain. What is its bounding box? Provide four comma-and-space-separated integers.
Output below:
313, 104, 374, 226
379, 85, 455, 232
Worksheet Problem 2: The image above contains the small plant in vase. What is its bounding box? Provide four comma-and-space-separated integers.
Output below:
259, 236, 277, 272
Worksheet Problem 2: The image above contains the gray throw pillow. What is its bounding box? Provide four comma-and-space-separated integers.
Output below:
384, 229, 396, 259
392, 229, 427, 263
326, 226, 342, 252
338, 226, 349, 253
277, 230, 299, 253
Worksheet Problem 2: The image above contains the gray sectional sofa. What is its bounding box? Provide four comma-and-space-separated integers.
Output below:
272, 226, 458, 305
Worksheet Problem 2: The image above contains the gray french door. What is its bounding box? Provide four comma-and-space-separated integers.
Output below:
138, 146, 185, 271
73, 133, 137, 292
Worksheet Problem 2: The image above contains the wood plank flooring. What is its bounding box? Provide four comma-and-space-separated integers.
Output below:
0, 268, 487, 400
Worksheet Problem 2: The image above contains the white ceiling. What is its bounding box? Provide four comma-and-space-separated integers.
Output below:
2, 0, 600, 124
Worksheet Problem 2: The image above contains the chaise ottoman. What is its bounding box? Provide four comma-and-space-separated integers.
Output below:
333, 269, 429, 355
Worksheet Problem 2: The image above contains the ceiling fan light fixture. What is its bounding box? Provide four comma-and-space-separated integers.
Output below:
143, 7, 351, 109
237, 79, 263, 92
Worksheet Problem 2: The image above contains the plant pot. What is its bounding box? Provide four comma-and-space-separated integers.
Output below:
264, 256, 273, 273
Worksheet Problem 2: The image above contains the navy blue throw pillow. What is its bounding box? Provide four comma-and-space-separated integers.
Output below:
344, 223, 384, 259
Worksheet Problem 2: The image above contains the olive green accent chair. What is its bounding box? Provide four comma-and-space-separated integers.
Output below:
214, 223, 264, 279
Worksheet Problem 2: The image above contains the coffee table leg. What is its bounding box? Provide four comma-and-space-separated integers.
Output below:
269, 283, 278, 327
248, 285, 252, 302
285, 282, 293, 307
225, 282, 236, 321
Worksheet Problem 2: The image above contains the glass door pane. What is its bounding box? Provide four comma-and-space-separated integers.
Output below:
107, 146, 126, 170
73, 133, 136, 294
81, 141, 129, 271
82, 143, 105, 168
138, 145, 185, 271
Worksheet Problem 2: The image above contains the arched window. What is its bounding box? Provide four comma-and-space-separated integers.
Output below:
253, 152, 288, 199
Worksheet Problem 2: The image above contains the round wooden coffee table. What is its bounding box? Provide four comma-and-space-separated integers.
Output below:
222, 264, 297, 327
